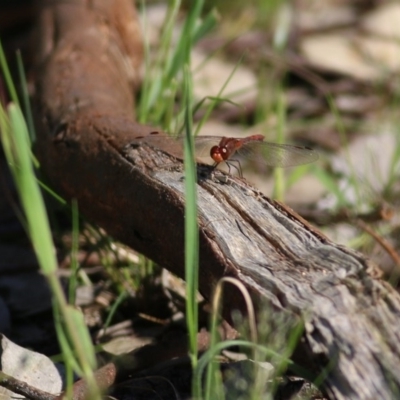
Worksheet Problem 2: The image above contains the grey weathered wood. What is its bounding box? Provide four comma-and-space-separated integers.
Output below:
127, 143, 400, 399
32, 0, 400, 399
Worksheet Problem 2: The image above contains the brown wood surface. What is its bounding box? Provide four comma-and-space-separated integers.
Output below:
32, 1, 400, 399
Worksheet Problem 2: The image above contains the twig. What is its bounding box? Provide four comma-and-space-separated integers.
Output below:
297, 203, 394, 226
356, 219, 400, 268
0, 371, 58, 400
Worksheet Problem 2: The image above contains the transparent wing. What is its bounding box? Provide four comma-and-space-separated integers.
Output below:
233, 141, 319, 168
132, 134, 221, 162
193, 136, 225, 159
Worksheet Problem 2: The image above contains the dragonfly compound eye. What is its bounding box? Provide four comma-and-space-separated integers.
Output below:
210, 145, 225, 163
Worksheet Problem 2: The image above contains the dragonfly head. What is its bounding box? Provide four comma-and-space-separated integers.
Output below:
210, 145, 228, 164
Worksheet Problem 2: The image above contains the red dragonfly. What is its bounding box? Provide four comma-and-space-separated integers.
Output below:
132, 132, 318, 175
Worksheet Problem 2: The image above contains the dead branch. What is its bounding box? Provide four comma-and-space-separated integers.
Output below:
0, 371, 57, 400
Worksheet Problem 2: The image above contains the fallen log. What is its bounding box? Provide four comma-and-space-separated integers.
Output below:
32, 1, 400, 399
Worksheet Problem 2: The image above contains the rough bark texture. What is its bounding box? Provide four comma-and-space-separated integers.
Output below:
32, 1, 400, 399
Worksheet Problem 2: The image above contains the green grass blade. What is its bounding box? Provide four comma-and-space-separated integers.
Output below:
312, 165, 347, 206
193, 8, 219, 43
68, 200, 80, 304
0, 40, 19, 104
16, 50, 36, 142
2, 104, 99, 396
194, 56, 244, 136
8, 104, 58, 274
183, 66, 199, 373
167, 0, 204, 81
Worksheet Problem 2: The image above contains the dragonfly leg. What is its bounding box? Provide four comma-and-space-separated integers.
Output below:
226, 159, 243, 177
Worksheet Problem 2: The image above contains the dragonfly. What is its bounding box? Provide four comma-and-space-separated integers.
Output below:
131, 131, 318, 176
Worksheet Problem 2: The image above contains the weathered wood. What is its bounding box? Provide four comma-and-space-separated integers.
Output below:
33, 1, 400, 399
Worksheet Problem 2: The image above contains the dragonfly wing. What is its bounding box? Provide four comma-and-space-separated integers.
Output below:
235, 141, 319, 168
131, 134, 221, 164
193, 136, 221, 158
